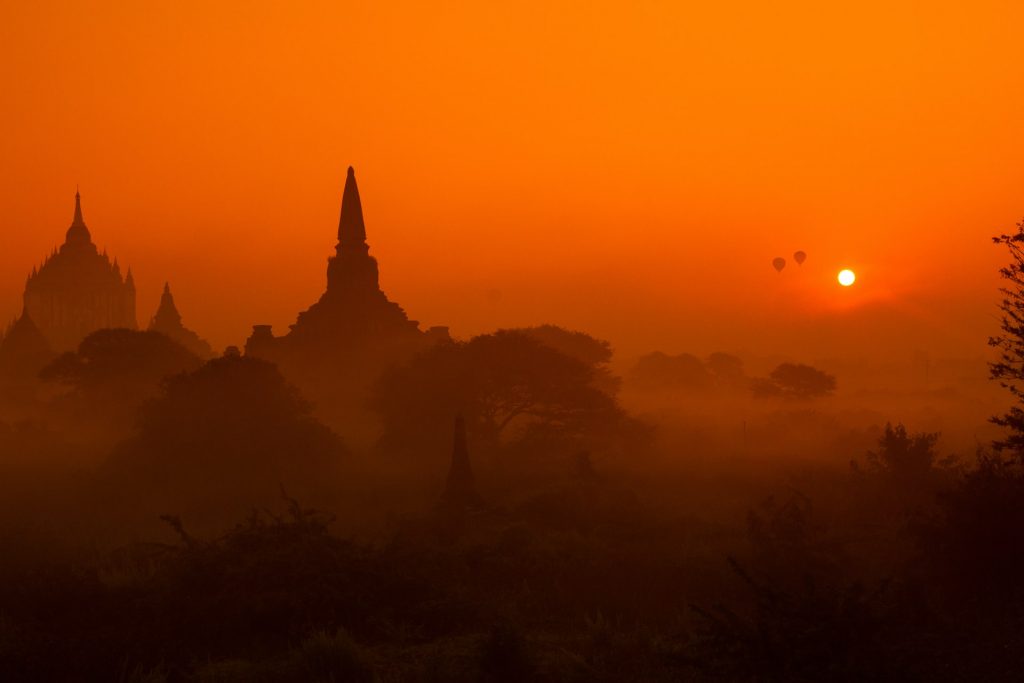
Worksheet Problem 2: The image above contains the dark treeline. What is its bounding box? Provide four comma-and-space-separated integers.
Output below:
1, 189, 1023, 681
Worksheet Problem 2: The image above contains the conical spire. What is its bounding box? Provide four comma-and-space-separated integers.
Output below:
442, 414, 480, 509
337, 166, 368, 251
150, 282, 182, 329
65, 188, 92, 247
148, 282, 213, 357
72, 188, 84, 225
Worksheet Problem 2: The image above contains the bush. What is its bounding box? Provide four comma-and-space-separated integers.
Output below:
291, 629, 376, 683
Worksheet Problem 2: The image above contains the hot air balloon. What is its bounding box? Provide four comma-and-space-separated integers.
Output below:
772, 257, 786, 273
794, 250, 807, 265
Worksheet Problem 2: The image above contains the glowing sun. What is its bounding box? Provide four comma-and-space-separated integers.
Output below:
837, 269, 856, 287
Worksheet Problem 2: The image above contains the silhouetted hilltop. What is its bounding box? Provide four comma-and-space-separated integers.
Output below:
23, 191, 137, 351
148, 282, 214, 358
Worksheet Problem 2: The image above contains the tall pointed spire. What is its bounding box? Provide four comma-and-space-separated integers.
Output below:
72, 187, 84, 226
337, 166, 368, 252
323, 165, 383, 296
64, 188, 92, 247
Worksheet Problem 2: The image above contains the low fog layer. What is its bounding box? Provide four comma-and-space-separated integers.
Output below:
1, 176, 1022, 681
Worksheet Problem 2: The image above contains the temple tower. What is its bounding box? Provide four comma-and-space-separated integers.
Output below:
148, 283, 214, 358
246, 167, 440, 356
326, 166, 380, 295
23, 191, 137, 351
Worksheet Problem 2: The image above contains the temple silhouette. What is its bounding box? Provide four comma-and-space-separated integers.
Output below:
148, 283, 214, 358
0, 308, 54, 402
23, 191, 137, 352
440, 414, 482, 511
245, 167, 448, 416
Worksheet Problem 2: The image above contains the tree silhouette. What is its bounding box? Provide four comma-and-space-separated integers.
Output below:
103, 353, 346, 527
752, 362, 836, 400
41, 328, 202, 402
630, 351, 712, 391
850, 422, 955, 514
861, 423, 941, 479
371, 330, 636, 457
518, 324, 621, 394
39, 328, 203, 435
706, 351, 746, 389
990, 220, 1024, 456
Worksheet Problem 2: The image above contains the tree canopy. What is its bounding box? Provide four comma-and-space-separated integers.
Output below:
630, 351, 713, 392
752, 362, 836, 400
989, 221, 1024, 456
103, 353, 346, 528
518, 324, 620, 394
41, 328, 202, 402
629, 350, 747, 393
371, 329, 644, 460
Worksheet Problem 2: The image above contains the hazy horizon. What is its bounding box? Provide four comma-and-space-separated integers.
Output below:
7, 5, 1024, 681
3, 2, 1021, 365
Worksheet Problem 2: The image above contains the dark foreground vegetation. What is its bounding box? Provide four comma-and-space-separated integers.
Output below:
3, 409, 1024, 682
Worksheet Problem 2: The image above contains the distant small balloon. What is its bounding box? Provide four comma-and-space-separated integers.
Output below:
772, 257, 786, 273
794, 250, 807, 265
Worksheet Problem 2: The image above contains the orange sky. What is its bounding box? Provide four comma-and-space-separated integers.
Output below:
2, 1, 1022, 364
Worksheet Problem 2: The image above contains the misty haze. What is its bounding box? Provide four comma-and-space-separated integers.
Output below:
3, 3, 1024, 682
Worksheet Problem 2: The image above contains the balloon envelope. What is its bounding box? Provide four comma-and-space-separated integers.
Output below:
772, 257, 786, 272
794, 250, 807, 265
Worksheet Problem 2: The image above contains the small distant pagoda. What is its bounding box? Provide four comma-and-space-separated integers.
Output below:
148, 283, 214, 358
23, 191, 137, 352
440, 414, 482, 511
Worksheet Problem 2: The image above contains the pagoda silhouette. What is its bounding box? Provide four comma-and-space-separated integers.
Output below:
0, 308, 55, 402
148, 283, 214, 358
245, 167, 448, 423
23, 191, 137, 352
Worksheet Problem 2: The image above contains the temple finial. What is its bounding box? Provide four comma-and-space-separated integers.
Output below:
337, 166, 367, 248
62, 186, 93, 248
72, 188, 84, 226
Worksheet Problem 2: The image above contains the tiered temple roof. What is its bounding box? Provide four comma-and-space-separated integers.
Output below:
23, 191, 136, 351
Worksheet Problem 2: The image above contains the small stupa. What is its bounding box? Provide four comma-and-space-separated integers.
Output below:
148, 283, 214, 358
440, 414, 483, 511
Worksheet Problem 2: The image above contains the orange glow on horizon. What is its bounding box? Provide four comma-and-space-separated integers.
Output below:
0, 2, 1019, 361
